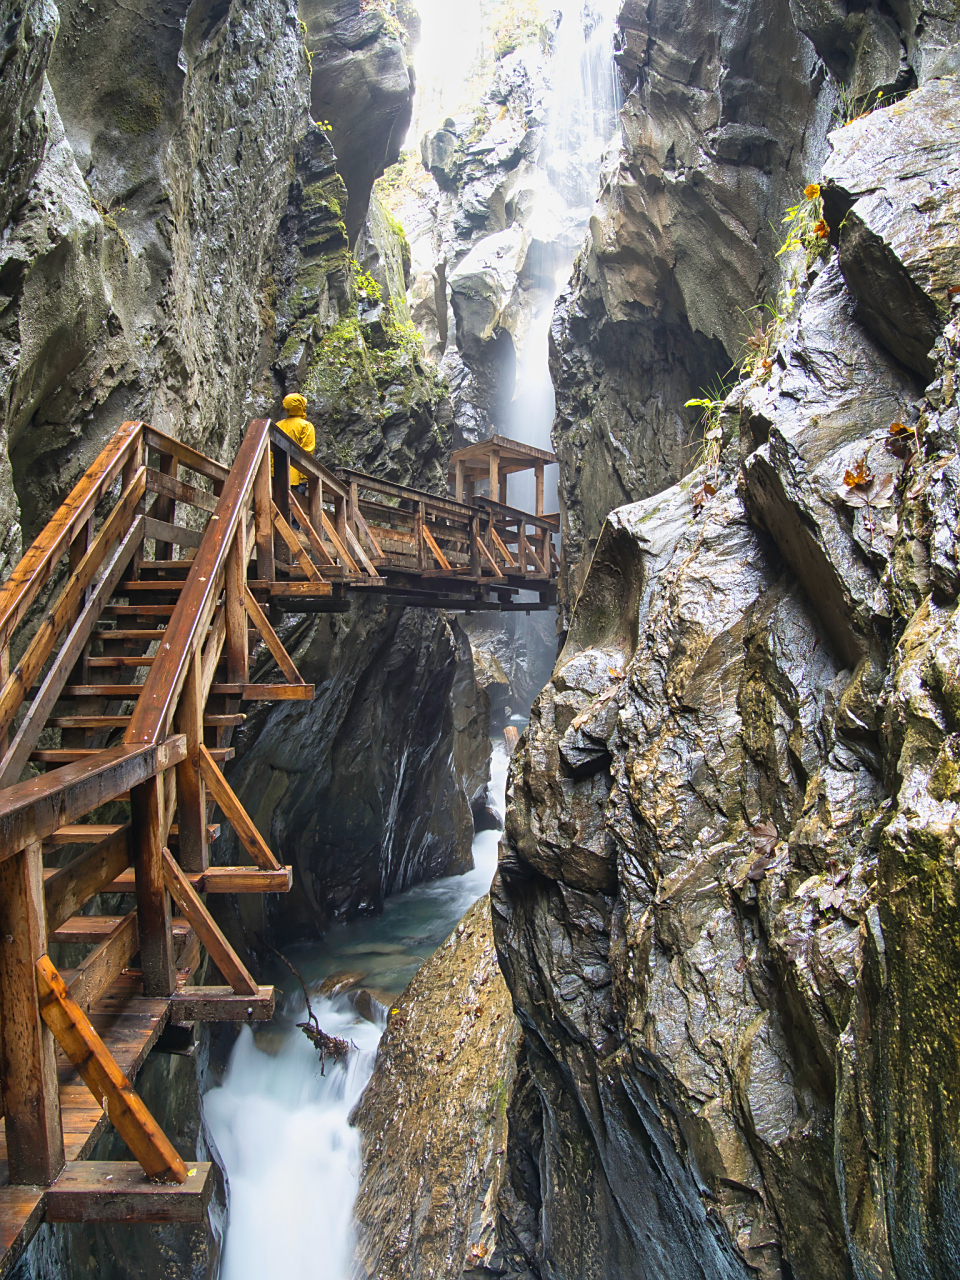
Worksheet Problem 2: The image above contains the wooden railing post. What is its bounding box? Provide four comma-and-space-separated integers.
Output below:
535, 464, 544, 517
130, 775, 176, 995
0, 840, 65, 1184
121, 430, 145, 497
174, 653, 207, 873
254, 448, 275, 583
308, 474, 322, 538
455, 459, 464, 504
225, 532, 248, 685
152, 452, 178, 563
334, 492, 348, 554
518, 518, 528, 578
470, 513, 481, 579
348, 479, 359, 539
271, 441, 291, 567
415, 502, 426, 572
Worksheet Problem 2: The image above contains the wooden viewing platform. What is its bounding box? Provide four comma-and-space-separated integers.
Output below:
0, 416, 559, 1272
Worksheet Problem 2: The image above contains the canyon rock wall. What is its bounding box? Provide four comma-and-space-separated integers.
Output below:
493, 49, 960, 1280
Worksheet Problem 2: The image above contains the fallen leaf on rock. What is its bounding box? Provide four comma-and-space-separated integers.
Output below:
837, 471, 895, 510
748, 854, 776, 882
734, 956, 746, 973
843, 455, 872, 488
692, 482, 717, 514
750, 819, 778, 856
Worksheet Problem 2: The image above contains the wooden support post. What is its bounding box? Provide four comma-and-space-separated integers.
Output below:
121, 432, 145, 501
175, 653, 207, 873
153, 453, 178, 563
0, 842, 65, 1185
470, 513, 481, 579
308, 474, 322, 539
519, 520, 528, 577
35, 957, 187, 1183
348, 479, 359, 535
455, 459, 464, 504
499, 473, 508, 506
334, 492, 348, 553
253, 449, 275, 584
129, 775, 175, 996
224, 533, 248, 684
535, 464, 544, 518
488, 448, 499, 504
415, 502, 426, 571
271, 443, 291, 567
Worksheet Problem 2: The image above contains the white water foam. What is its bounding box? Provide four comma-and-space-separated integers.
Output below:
202, 743, 510, 1280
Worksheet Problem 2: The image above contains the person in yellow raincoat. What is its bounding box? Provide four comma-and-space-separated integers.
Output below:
275, 393, 316, 497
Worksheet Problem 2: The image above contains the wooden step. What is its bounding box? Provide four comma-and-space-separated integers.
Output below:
44, 1161, 214, 1224
210, 683, 316, 701
57, 685, 145, 697
87, 656, 156, 667
103, 866, 292, 894
47, 714, 245, 729
112, 581, 184, 594
91, 629, 168, 640
44, 823, 219, 847
51, 916, 193, 944
30, 747, 234, 765
101, 605, 177, 617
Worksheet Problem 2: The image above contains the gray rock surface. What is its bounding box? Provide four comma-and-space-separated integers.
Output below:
492, 73, 960, 1280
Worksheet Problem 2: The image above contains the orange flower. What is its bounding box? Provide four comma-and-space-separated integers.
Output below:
804, 183, 821, 201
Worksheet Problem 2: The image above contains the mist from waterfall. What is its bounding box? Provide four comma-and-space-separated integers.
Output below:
505, 0, 623, 515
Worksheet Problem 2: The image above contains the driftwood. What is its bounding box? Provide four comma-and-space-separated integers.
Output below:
261, 941, 350, 1072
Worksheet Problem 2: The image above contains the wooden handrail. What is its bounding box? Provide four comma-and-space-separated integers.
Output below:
338, 466, 473, 519
143, 427, 230, 486
0, 739, 186, 862
269, 426, 349, 500
125, 421, 272, 745
0, 420, 144, 650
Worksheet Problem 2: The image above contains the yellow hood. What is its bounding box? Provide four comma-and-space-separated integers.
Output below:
282, 393, 307, 417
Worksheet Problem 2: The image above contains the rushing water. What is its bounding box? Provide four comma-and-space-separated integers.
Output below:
202, 744, 510, 1280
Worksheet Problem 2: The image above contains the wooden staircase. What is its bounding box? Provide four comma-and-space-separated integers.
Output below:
0, 419, 324, 1272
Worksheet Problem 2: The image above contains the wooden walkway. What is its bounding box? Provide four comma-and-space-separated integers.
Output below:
0, 416, 558, 1272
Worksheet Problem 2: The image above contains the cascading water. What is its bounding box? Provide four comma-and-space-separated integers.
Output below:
505, 0, 623, 516
202, 746, 509, 1279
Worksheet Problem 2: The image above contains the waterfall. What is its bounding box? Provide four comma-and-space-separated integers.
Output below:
202, 745, 510, 1280
505, 0, 623, 516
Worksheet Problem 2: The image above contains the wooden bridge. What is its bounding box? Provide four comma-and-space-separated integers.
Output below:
0, 416, 558, 1270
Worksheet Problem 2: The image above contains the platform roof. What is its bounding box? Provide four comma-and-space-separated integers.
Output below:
448, 434, 557, 476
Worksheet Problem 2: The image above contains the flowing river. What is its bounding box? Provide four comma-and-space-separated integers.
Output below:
202, 743, 510, 1280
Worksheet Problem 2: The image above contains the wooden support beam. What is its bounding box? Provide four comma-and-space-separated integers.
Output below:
35, 956, 187, 1183
320, 509, 358, 574
352, 504, 385, 560
242, 585, 304, 687
170, 987, 275, 1022
490, 525, 518, 570
455, 459, 464, 504
146, 466, 219, 516
535, 463, 544, 517
142, 518, 204, 551
130, 775, 175, 997
476, 537, 505, 579
488, 447, 499, 505
44, 826, 131, 933
415, 503, 425, 571
0, 843, 65, 1185
271, 502, 323, 583
175, 653, 206, 874
161, 849, 258, 995
198, 745, 281, 872
66, 911, 138, 1013
44, 1161, 214, 1223
287, 491, 335, 567
421, 524, 452, 572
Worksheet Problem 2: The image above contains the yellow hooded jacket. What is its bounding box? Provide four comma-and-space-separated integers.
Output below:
274, 394, 316, 486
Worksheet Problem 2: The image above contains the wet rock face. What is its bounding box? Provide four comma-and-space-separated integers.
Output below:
496, 76, 960, 1280
551, 0, 958, 617
302, 0, 415, 245
220, 605, 489, 940
351, 895, 527, 1280
0, 0, 309, 547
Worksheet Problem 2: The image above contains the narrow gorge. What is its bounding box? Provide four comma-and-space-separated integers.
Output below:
0, 0, 958, 1277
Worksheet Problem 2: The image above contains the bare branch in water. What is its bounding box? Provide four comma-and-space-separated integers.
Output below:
260, 939, 350, 1073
